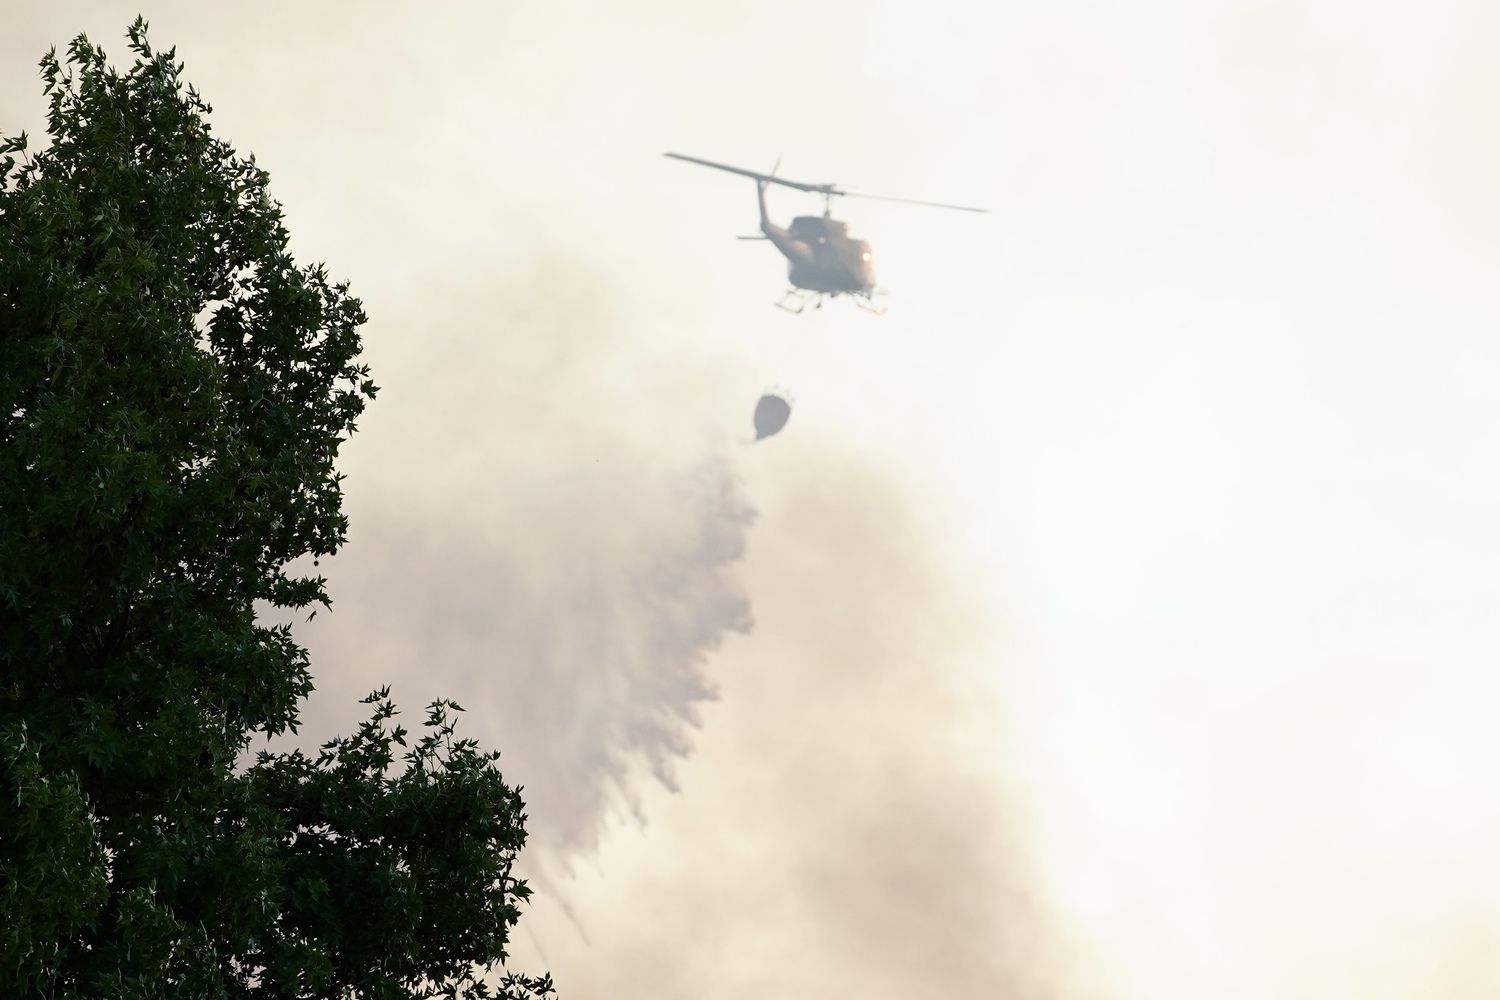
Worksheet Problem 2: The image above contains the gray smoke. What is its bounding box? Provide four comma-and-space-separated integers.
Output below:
511, 447, 1086, 1000
290, 257, 756, 865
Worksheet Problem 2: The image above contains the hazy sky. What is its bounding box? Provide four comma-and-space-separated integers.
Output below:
9, 2, 1500, 997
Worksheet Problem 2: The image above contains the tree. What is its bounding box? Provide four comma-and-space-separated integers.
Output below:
0, 20, 554, 999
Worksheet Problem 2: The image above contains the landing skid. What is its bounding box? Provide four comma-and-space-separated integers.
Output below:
773, 288, 885, 315
775, 288, 822, 313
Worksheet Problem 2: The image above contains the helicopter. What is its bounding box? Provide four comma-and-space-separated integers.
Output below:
665, 152, 986, 312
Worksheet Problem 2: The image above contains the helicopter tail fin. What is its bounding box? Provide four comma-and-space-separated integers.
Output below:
753, 155, 814, 266
756, 155, 782, 222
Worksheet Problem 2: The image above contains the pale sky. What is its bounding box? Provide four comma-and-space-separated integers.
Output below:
8, 2, 1500, 997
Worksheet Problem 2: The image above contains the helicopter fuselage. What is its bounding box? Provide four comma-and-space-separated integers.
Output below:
663, 151, 984, 309
767, 217, 876, 294
757, 180, 876, 296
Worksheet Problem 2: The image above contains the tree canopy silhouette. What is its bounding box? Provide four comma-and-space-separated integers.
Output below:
0, 20, 552, 999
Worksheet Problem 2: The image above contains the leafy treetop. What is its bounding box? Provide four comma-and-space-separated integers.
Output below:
0, 19, 554, 1000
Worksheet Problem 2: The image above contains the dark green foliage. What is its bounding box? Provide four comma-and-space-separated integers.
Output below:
0, 20, 553, 999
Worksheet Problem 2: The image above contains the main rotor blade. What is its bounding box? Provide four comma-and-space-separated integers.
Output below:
663, 152, 833, 194
840, 190, 989, 213
665, 152, 987, 212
